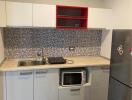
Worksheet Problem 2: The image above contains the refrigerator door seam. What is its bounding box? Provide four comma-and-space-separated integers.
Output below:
111, 76, 132, 89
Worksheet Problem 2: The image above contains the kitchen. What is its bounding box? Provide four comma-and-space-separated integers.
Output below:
0, 0, 131, 100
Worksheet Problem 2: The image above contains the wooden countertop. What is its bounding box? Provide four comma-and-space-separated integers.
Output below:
0, 56, 110, 72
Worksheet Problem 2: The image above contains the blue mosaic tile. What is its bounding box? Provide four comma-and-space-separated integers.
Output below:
3, 28, 102, 59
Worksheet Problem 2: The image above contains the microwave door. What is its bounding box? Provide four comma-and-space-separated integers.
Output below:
62, 72, 82, 86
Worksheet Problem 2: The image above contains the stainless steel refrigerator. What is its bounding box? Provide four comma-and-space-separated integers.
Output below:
108, 30, 132, 100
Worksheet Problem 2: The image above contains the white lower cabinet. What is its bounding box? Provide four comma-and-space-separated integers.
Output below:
59, 84, 91, 100
58, 67, 109, 100
5, 69, 59, 100
59, 86, 85, 100
6, 70, 33, 100
90, 67, 110, 100
4, 67, 109, 100
83, 84, 91, 100
34, 69, 59, 100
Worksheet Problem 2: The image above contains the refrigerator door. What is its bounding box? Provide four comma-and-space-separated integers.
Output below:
110, 30, 132, 87
108, 78, 132, 100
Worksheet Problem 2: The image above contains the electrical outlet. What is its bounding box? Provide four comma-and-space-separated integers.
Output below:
69, 46, 75, 51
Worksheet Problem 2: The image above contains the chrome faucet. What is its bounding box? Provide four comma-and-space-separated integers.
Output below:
36, 48, 44, 61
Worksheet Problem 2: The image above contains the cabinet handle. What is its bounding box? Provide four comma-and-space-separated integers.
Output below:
19, 71, 33, 76
35, 70, 48, 74
101, 67, 110, 70
70, 88, 80, 92
6, 25, 32, 28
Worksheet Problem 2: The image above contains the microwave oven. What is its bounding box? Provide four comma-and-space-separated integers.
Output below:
60, 68, 87, 87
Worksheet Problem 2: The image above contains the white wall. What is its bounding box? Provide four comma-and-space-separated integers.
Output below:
0, 28, 4, 63
105, 0, 132, 29
101, 0, 132, 59
101, 29, 112, 59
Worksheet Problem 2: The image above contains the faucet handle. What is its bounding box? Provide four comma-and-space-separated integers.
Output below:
37, 52, 41, 57
41, 48, 44, 57
36, 52, 42, 61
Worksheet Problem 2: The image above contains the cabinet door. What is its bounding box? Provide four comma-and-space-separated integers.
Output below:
90, 67, 110, 100
59, 86, 85, 100
6, 71, 33, 100
83, 83, 91, 100
34, 69, 59, 100
33, 4, 56, 27
88, 8, 112, 29
6, 1, 32, 26
0, 0, 6, 27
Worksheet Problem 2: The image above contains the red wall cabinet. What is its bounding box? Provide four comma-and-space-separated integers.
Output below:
56, 5, 88, 29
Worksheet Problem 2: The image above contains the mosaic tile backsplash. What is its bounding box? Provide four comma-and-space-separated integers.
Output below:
3, 28, 102, 59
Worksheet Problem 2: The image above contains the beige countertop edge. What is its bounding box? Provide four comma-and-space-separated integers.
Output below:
0, 56, 110, 72
0, 64, 110, 72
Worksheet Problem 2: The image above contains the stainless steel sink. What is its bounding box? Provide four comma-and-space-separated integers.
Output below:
18, 60, 46, 67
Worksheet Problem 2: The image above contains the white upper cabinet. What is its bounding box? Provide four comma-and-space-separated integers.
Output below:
5, 2, 113, 28
0, 0, 6, 27
88, 8, 113, 29
33, 4, 56, 27
6, 1, 33, 26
